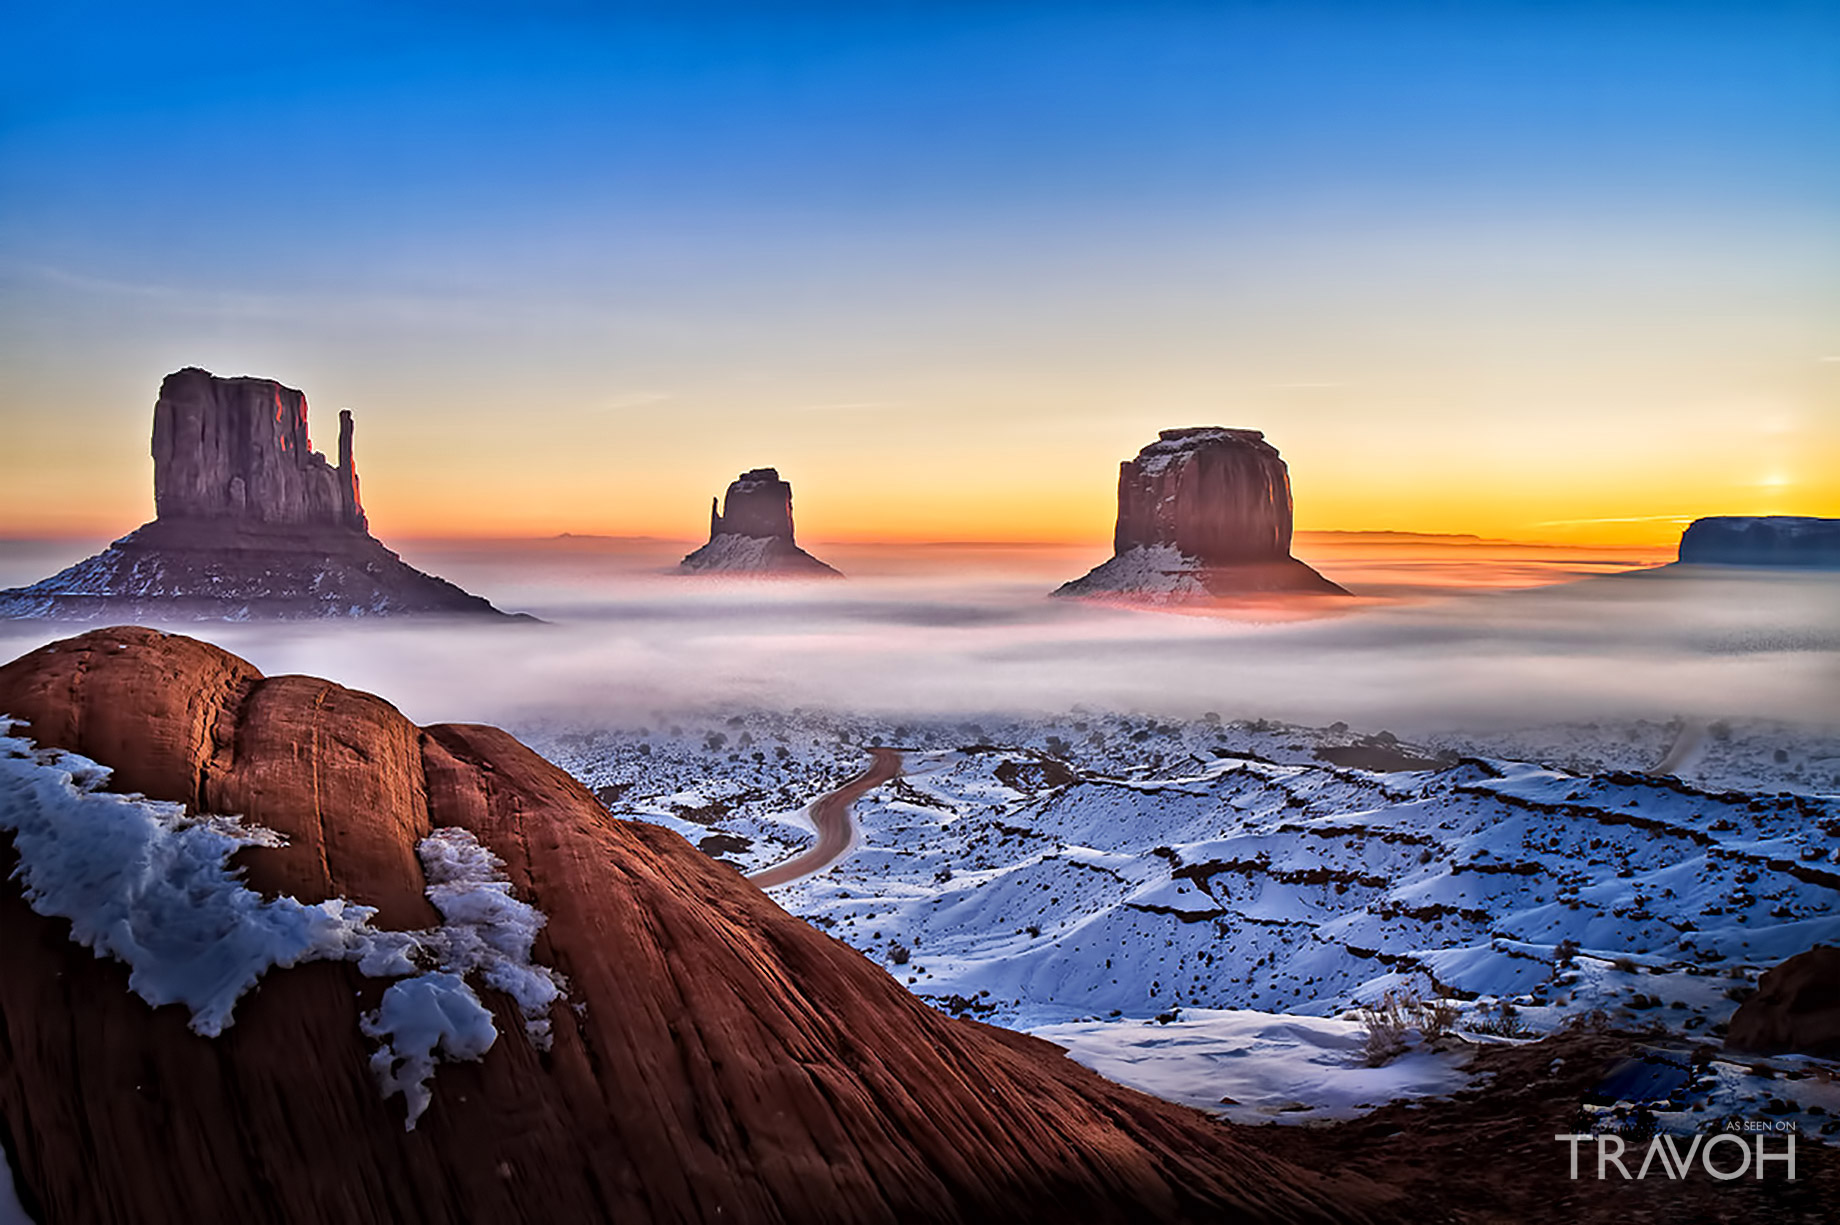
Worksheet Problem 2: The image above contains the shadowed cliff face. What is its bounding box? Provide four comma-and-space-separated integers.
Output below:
710, 468, 796, 540
1676, 517, 1840, 568
152, 367, 366, 532
1115, 428, 1292, 564
0, 628, 1388, 1225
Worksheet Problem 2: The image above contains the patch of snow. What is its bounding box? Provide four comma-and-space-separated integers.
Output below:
416, 827, 566, 1044
1033, 1006, 1475, 1123
360, 972, 498, 1130
0, 728, 409, 1036
0, 724, 565, 1130
1055, 545, 1211, 601
679, 534, 774, 572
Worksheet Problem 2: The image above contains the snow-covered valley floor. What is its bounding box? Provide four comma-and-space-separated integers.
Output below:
529, 709, 1840, 1138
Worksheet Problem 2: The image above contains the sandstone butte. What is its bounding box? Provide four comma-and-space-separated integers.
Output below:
1056, 428, 1348, 601
0, 628, 1392, 1225
0, 368, 517, 621
680, 468, 842, 577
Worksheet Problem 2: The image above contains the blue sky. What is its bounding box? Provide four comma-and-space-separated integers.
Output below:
2, 1, 1836, 539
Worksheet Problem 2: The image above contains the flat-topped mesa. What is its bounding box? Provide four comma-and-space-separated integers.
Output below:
681, 467, 841, 577
0, 367, 521, 620
1676, 516, 1840, 568
1057, 427, 1348, 601
152, 367, 366, 531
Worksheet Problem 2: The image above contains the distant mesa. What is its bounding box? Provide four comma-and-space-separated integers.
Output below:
1676, 516, 1840, 568
0, 367, 520, 621
679, 467, 842, 577
1055, 428, 1349, 601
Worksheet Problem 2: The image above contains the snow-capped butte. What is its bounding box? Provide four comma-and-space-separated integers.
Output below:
679, 467, 841, 576
1056, 427, 1346, 600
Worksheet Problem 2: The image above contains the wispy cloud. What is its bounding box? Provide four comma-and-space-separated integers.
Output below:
793, 401, 899, 414
1533, 514, 1696, 527
591, 392, 671, 413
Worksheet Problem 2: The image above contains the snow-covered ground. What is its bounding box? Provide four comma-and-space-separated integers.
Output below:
527, 706, 1840, 1132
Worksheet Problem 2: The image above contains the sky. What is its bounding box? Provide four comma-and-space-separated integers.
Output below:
2, 0, 1836, 545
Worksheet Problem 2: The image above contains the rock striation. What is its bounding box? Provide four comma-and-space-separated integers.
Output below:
1676, 516, 1840, 568
0, 628, 1388, 1224
680, 468, 841, 577
1056, 428, 1347, 600
0, 368, 518, 620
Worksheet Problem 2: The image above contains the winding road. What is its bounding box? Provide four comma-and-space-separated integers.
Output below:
749, 748, 902, 889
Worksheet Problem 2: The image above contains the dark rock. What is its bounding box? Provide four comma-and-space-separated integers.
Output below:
1677, 516, 1840, 568
1726, 946, 1840, 1058
0, 629, 1388, 1224
0, 368, 519, 620
681, 468, 841, 577
1056, 428, 1348, 600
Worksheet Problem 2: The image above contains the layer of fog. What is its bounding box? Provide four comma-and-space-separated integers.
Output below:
1, 538, 1835, 737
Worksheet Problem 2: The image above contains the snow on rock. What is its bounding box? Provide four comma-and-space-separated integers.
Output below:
361, 972, 499, 1130
0, 723, 565, 1128
0, 728, 406, 1035
416, 827, 567, 1044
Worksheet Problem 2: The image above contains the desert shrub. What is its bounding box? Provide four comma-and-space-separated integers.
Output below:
1467, 999, 1535, 1038
1358, 990, 1420, 1066
1421, 998, 1459, 1040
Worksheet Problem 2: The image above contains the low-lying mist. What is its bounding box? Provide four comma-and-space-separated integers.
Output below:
1, 537, 1834, 736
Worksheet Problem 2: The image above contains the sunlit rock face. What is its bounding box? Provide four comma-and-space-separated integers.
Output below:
1676, 516, 1840, 568
1057, 428, 1348, 600
0, 368, 517, 620
680, 468, 841, 577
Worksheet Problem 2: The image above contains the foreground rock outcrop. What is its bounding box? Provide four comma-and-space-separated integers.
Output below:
0, 368, 517, 620
1677, 516, 1840, 568
0, 629, 1384, 1224
680, 468, 841, 576
1726, 946, 1840, 1058
1056, 429, 1347, 601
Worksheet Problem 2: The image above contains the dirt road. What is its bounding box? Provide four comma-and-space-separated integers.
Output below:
749, 748, 902, 889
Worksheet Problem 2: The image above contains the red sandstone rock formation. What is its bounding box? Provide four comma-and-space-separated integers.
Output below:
0, 628, 1389, 1225
0, 369, 517, 620
1725, 946, 1840, 1058
151, 368, 366, 531
681, 468, 841, 576
1057, 429, 1347, 600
